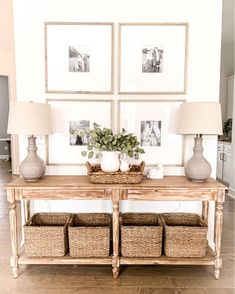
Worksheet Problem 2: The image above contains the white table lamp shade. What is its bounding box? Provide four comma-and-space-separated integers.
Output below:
7, 102, 52, 135
176, 102, 223, 135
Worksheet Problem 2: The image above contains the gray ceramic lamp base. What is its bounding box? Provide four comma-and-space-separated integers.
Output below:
185, 136, 212, 182
19, 136, 46, 181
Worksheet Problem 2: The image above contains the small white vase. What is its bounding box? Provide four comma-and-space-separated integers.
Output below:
120, 159, 130, 172
119, 153, 131, 172
100, 151, 120, 172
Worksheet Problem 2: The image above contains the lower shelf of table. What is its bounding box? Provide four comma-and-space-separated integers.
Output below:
18, 246, 215, 266
121, 245, 215, 266
18, 255, 112, 265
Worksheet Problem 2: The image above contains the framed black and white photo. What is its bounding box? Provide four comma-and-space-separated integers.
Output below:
69, 46, 90, 73
45, 22, 113, 93
140, 120, 161, 147
142, 46, 164, 73
118, 23, 188, 94
69, 120, 90, 146
46, 99, 113, 165
118, 100, 184, 166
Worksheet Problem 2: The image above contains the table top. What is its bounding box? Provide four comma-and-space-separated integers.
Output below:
5, 175, 226, 190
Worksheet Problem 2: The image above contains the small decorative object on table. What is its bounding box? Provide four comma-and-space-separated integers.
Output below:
86, 161, 145, 184
147, 162, 164, 179
81, 123, 145, 172
120, 153, 131, 172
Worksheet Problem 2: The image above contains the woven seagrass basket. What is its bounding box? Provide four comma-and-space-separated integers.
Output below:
86, 161, 145, 184
68, 213, 111, 257
24, 213, 71, 257
161, 213, 208, 258
121, 213, 163, 257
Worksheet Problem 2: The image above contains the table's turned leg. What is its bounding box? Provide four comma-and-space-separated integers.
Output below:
23, 200, 30, 224
202, 201, 209, 224
20, 200, 30, 247
112, 190, 120, 278
214, 191, 225, 279
8, 190, 19, 278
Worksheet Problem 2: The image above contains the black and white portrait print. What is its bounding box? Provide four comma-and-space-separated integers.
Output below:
142, 46, 163, 73
69, 120, 90, 146
140, 120, 161, 147
69, 45, 90, 72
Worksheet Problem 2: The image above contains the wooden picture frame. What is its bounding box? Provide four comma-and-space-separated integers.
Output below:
118, 23, 188, 94
46, 99, 114, 166
118, 99, 185, 166
45, 22, 114, 94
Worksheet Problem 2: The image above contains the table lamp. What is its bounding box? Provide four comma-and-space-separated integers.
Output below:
7, 102, 52, 181
176, 102, 222, 182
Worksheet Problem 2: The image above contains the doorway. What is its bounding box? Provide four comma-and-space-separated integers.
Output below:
0, 75, 11, 171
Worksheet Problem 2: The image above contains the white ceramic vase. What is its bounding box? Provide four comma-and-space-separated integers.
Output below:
119, 153, 131, 172
100, 151, 120, 172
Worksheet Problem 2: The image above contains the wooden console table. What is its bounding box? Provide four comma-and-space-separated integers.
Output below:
6, 176, 226, 279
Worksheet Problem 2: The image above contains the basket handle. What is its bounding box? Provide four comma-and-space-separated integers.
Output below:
199, 219, 208, 227
67, 214, 74, 227
140, 161, 145, 173
25, 214, 35, 226
86, 161, 92, 175
158, 215, 164, 227
159, 214, 166, 227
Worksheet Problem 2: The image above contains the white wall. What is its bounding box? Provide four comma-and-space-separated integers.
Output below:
219, 0, 234, 196
0, 0, 15, 73
219, 0, 234, 121
0, 0, 19, 171
12, 0, 223, 244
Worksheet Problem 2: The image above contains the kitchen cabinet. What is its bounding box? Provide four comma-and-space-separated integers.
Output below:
217, 143, 224, 180
216, 142, 232, 184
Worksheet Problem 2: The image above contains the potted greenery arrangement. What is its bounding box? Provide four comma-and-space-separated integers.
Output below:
223, 118, 232, 141
80, 123, 144, 172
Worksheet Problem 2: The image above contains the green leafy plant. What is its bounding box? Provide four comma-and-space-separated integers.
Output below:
223, 118, 232, 139
80, 123, 145, 159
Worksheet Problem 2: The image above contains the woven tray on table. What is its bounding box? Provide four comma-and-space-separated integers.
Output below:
86, 161, 145, 184
68, 213, 111, 257
24, 213, 71, 257
121, 213, 163, 257
161, 213, 208, 258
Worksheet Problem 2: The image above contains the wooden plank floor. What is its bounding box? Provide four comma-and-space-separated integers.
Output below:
0, 161, 234, 294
